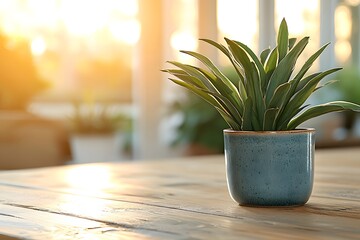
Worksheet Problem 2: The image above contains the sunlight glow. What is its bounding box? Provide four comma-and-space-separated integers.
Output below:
335, 6, 352, 39
170, 31, 198, 51
59, 0, 109, 36
0, 0, 139, 44
114, 0, 138, 17
31, 37, 46, 56
56, 165, 115, 221
335, 5, 352, 64
60, 194, 109, 221
170, 31, 198, 64
335, 40, 352, 63
27, 0, 58, 27
217, 0, 257, 45
276, 0, 319, 36
167, 0, 198, 64
64, 165, 112, 195
274, 0, 320, 72
217, 0, 258, 66
109, 20, 141, 45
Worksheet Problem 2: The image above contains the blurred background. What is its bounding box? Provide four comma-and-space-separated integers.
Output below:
0, 0, 359, 169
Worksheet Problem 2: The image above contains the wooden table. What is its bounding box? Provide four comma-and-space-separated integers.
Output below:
0, 148, 359, 239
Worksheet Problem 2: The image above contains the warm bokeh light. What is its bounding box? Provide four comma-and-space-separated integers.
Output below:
109, 20, 141, 45
0, 0, 140, 41
168, 0, 198, 64
335, 4, 352, 64
275, 0, 320, 72
0, 0, 138, 102
335, 40, 352, 63
335, 5, 352, 39
276, 0, 319, 36
170, 31, 198, 51
31, 37, 46, 56
114, 0, 138, 17
216, 0, 258, 66
59, 0, 108, 36
217, 0, 258, 48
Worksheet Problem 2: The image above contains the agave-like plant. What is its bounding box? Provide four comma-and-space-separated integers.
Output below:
163, 19, 360, 131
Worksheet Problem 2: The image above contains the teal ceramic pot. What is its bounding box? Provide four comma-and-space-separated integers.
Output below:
224, 128, 315, 207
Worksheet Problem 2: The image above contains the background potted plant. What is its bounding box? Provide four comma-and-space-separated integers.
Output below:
170, 93, 227, 155
169, 68, 237, 155
163, 19, 360, 206
68, 101, 131, 164
333, 66, 360, 134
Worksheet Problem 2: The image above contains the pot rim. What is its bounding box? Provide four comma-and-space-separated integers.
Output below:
223, 128, 315, 135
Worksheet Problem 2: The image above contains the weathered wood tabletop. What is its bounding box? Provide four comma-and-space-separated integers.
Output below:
0, 148, 359, 239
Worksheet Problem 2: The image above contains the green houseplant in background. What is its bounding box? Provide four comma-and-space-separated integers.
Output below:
171, 94, 227, 156
170, 68, 237, 155
68, 101, 132, 164
334, 66, 360, 133
163, 19, 360, 206
170, 95, 227, 154
69, 101, 127, 134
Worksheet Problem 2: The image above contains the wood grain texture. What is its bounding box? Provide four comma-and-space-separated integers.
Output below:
0, 148, 359, 239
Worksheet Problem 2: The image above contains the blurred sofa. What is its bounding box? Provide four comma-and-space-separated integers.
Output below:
0, 111, 70, 169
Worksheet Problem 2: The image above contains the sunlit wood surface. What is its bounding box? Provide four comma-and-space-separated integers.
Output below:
0, 148, 359, 239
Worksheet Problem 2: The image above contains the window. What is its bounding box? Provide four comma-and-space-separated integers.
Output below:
0, 0, 139, 103
217, 0, 258, 66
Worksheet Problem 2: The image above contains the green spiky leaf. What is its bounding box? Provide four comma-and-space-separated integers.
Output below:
265, 37, 309, 104
288, 38, 297, 50
288, 101, 360, 129
260, 48, 271, 65
163, 18, 360, 132
263, 108, 279, 130
277, 18, 289, 63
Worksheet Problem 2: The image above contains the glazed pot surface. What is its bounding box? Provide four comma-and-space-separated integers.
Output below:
224, 129, 315, 206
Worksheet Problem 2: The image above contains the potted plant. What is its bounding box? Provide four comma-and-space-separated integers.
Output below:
333, 66, 360, 133
68, 101, 131, 164
163, 19, 360, 206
